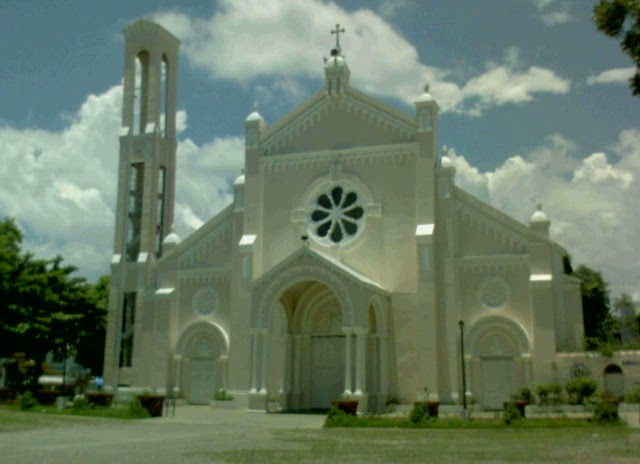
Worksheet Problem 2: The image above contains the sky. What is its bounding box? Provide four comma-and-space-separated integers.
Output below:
0, 0, 638, 300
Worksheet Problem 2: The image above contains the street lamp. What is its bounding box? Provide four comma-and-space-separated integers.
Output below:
458, 320, 467, 417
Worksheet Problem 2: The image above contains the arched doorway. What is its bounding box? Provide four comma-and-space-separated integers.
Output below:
264, 280, 348, 411
604, 364, 624, 399
175, 322, 229, 405
467, 317, 530, 410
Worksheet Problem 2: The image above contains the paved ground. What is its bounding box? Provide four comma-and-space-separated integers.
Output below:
1, 406, 639, 464
0, 406, 324, 464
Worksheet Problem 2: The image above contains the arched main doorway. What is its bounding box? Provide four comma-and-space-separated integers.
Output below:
263, 280, 348, 410
175, 322, 229, 405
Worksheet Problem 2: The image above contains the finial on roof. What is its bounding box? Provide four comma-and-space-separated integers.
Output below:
536, 201, 543, 211
424, 83, 430, 93
252, 101, 258, 112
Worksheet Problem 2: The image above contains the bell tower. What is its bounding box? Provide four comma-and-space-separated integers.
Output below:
103, 19, 180, 388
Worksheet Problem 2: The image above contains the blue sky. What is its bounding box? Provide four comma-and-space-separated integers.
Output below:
0, 0, 638, 299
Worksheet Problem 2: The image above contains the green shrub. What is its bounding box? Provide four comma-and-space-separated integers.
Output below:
85, 392, 114, 407
325, 406, 356, 427
624, 386, 640, 403
409, 402, 432, 424
512, 387, 533, 405
592, 399, 619, 423
127, 398, 151, 419
213, 389, 234, 401
502, 402, 523, 425
535, 383, 562, 405
72, 396, 92, 411
565, 377, 597, 405
19, 391, 37, 410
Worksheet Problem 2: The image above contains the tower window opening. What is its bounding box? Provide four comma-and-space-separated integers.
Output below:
119, 292, 136, 367
126, 162, 144, 261
156, 166, 166, 258
133, 51, 150, 135
161, 55, 169, 138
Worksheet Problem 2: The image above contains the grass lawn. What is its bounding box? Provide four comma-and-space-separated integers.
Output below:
190, 426, 640, 464
0, 401, 150, 426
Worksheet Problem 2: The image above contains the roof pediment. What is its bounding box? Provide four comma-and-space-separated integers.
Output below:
261, 89, 417, 156
253, 247, 388, 295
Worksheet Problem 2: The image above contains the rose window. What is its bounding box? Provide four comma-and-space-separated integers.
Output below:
309, 185, 364, 244
477, 277, 510, 309
192, 287, 219, 316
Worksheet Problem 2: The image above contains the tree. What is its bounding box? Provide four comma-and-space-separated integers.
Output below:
0, 217, 107, 384
76, 275, 109, 375
593, 0, 640, 95
614, 293, 640, 346
573, 265, 612, 348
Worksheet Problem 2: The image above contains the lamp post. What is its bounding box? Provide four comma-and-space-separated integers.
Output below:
458, 320, 467, 417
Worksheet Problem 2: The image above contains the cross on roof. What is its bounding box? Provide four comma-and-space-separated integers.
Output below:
331, 23, 345, 52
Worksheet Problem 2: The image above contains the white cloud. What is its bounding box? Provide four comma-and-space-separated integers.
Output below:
0, 85, 242, 280
447, 129, 639, 298
151, 1, 569, 116
378, 0, 412, 19
587, 67, 636, 85
532, 0, 573, 26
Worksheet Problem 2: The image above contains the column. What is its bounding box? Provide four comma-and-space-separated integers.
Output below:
173, 355, 182, 396
283, 334, 292, 393
250, 331, 259, 393
260, 331, 268, 394
354, 327, 368, 395
294, 335, 303, 394
342, 328, 353, 395
378, 332, 389, 397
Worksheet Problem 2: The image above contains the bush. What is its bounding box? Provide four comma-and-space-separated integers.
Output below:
325, 406, 356, 427
19, 391, 37, 410
213, 389, 234, 401
512, 387, 533, 405
592, 399, 619, 423
535, 383, 562, 405
127, 398, 151, 419
502, 402, 523, 425
72, 396, 92, 411
410, 402, 432, 424
624, 386, 640, 404
566, 377, 597, 405
85, 392, 113, 407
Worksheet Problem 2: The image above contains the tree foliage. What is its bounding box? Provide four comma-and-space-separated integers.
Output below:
0, 218, 107, 379
573, 265, 612, 346
593, 0, 640, 95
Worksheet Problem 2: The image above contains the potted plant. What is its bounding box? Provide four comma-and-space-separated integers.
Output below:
211, 388, 235, 408
415, 387, 439, 418
136, 390, 165, 417
266, 393, 282, 413
332, 394, 359, 415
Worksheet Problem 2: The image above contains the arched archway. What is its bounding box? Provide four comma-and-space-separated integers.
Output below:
252, 278, 351, 410
466, 316, 530, 410
604, 364, 624, 399
175, 321, 229, 404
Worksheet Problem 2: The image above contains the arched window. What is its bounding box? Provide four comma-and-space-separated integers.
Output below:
604, 364, 623, 375
133, 51, 150, 135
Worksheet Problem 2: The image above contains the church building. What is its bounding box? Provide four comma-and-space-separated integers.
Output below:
103, 19, 591, 412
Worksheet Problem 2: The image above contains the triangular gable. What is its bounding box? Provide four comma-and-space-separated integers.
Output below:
252, 247, 388, 295
261, 88, 417, 156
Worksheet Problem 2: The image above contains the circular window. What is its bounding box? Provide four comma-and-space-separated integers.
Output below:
477, 276, 510, 309
192, 287, 219, 316
308, 184, 365, 245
